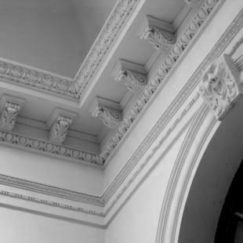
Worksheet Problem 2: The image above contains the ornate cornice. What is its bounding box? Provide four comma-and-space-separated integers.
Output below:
0, 130, 103, 165
0, 59, 74, 98
101, 0, 225, 163
103, 2, 240, 209
1, 3, 240, 226
0, 0, 227, 167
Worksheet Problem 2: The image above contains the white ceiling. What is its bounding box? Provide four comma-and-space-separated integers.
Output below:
0, 0, 116, 77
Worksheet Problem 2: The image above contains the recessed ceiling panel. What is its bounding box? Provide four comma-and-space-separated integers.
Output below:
0, 0, 117, 77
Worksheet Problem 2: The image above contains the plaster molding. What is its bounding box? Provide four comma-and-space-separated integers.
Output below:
0, 0, 232, 169
90, 97, 123, 129
0, 94, 25, 131
0, 59, 74, 98
0, 0, 225, 167
155, 104, 215, 243
0, 11, 237, 223
113, 59, 147, 92
48, 109, 76, 144
0, 0, 144, 100
73, 0, 144, 99
199, 54, 242, 120
0, 174, 104, 207
0, 190, 104, 218
139, 15, 176, 49
101, 0, 225, 163
102, 6, 242, 208
0, 130, 103, 165
104, 94, 200, 217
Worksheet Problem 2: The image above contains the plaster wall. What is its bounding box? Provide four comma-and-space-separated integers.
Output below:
179, 98, 243, 243
105, 127, 188, 243
0, 145, 103, 195
0, 207, 104, 243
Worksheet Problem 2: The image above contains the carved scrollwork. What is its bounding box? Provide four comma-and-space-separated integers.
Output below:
94, 105, 122, 129
139, 16, 176, 50
114, 60, 147, 92
49, 116, 72, 144
91, 97, 123, 129
0, 102, 21, 131
199, 54, 242, 120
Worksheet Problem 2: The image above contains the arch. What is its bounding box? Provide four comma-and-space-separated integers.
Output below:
156, 97, 243, 243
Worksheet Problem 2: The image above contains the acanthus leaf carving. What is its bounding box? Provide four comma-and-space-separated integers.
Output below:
113, 60, 147, 92
139, 15, 176, 50
90, 97, 122, 129
0, 95, 25, 131
48, 108, 77, 145
49, 116, 73, 144
199, 54, 242, 120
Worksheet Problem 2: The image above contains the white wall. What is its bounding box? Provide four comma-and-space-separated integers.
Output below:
0, 145, 103, 195
0, 207, 104, 243
105, 128, 188, 243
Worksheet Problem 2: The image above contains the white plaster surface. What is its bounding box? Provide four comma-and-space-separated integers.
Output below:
0, 208, 104, 243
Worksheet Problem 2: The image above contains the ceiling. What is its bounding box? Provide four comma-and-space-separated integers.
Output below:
0, 0, 188, 166
0, 0, 116, 77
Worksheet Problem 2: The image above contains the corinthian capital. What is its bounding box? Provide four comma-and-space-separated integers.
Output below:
199, 54, 242, 120
139, 15, 176, 50
0, 95, 24, 131
90, 97, 122, 129
113, 60, 147, 92
48, 109, 76, 144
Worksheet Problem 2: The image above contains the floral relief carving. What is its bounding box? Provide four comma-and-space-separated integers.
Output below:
0, 102, 21, 131
93, 105, 122, 129
49, 116, 73, 144
140, 16, 176, 50
199, 54, 242, 120
114, 60, 147, 92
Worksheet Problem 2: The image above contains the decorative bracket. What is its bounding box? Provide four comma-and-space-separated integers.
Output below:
113, 60, 147, 92
139, 15, 176, 50
199, 54, 242, 120
0, 95, 25, 131
47, 108, 76, 144
90, 97, 122, 129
